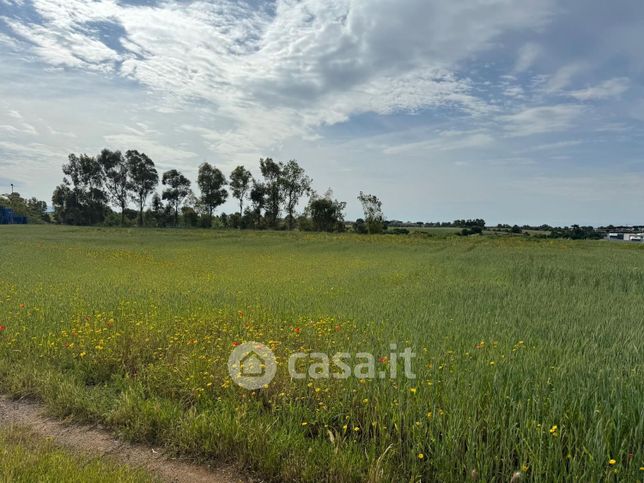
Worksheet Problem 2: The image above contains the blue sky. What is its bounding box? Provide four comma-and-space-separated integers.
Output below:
0, 0, 643, 225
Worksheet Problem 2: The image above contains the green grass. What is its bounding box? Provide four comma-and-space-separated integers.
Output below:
0, 425, 155, 482
0, 225, 642, 481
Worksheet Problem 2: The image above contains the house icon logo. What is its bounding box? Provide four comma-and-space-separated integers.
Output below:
228, 342, 277, 390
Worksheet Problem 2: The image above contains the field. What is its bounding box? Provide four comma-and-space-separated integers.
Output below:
0, 226, 642, 481
0, 425, 155, 482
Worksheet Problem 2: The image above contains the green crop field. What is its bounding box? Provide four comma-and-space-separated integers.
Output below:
0, 226, 642, 482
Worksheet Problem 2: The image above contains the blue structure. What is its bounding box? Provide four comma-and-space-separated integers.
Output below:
0, 207, 27, 224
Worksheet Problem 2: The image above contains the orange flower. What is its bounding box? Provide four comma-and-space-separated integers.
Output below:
18, 304, 25, 309
232, 341, 240, 347
0, 325, 6, 332
293, 327, 301, 334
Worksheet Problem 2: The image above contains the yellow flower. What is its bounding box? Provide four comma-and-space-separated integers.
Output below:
417, 453, 424, 460
362, 398, 369, 404
549, 424, 558, 435
410, 387, 417, 394
608, 459, 616, 465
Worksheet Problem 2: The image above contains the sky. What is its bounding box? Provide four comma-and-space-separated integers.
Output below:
0, 0, 643, 226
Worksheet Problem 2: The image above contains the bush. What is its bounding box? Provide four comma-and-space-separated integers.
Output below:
386, 228, 409, 235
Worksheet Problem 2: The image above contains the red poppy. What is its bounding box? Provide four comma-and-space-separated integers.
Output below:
232, 341, 240, 347
378, 356, 388, 364
293, 327, 301, 334
0, 325, 6, 332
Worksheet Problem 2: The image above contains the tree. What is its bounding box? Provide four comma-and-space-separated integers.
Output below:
197, 162, 227, 226
229, 165, 252, 222
281, 159, 312, 230
58, 153, 108, 225
249, 179, 266, 228
51, 184, 81, 224
307, 190, 346, 232
149, 192, 166, 227
357, 191, 384, 234
162, 169, 191, 227
259, 158, 283, 228
98, 149, 130, 226
26, 197, 48, 221
353, 218, 368, 234
1, 192, 48, 223
126, 150, 158, 227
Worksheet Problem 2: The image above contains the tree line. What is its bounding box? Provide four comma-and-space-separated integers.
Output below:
0, 192, 49, 223
50, 148, 386, 233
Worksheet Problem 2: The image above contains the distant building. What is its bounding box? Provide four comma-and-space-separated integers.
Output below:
607, 232, 643, 242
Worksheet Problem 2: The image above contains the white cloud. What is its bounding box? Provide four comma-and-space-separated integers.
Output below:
514, 43, 541, 73
545, 62, 587, 93
2, 0, 556, 157
568, 77, 630, 101
501, 104, 584, 136
0, 109, 37, 135
383, 130, 494, 155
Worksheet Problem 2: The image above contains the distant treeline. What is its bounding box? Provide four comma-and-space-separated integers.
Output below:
0, 148, 625, 240
46, 149, 388, 233
0, 192, 49, 223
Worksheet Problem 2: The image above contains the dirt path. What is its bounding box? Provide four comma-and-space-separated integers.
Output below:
0, 396, 249, 483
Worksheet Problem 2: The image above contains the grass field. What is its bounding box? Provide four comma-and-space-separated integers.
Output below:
0, 425, 155, 482
0, 226, 642, 482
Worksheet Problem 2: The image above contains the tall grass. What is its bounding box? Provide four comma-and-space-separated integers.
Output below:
0, 226, 642, 481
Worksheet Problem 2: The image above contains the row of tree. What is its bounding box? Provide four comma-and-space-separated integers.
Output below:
51, 149, 386, 233
0, 192, 49, 222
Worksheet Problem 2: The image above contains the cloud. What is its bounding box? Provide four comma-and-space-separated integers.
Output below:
568, 77, 630, 101
544, 62, 587, 93
1, 0, 556, 156
514, 43, 541, 73
501, 104, 584, 136
0, 109, 37, 135
383, 130, 494, 155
